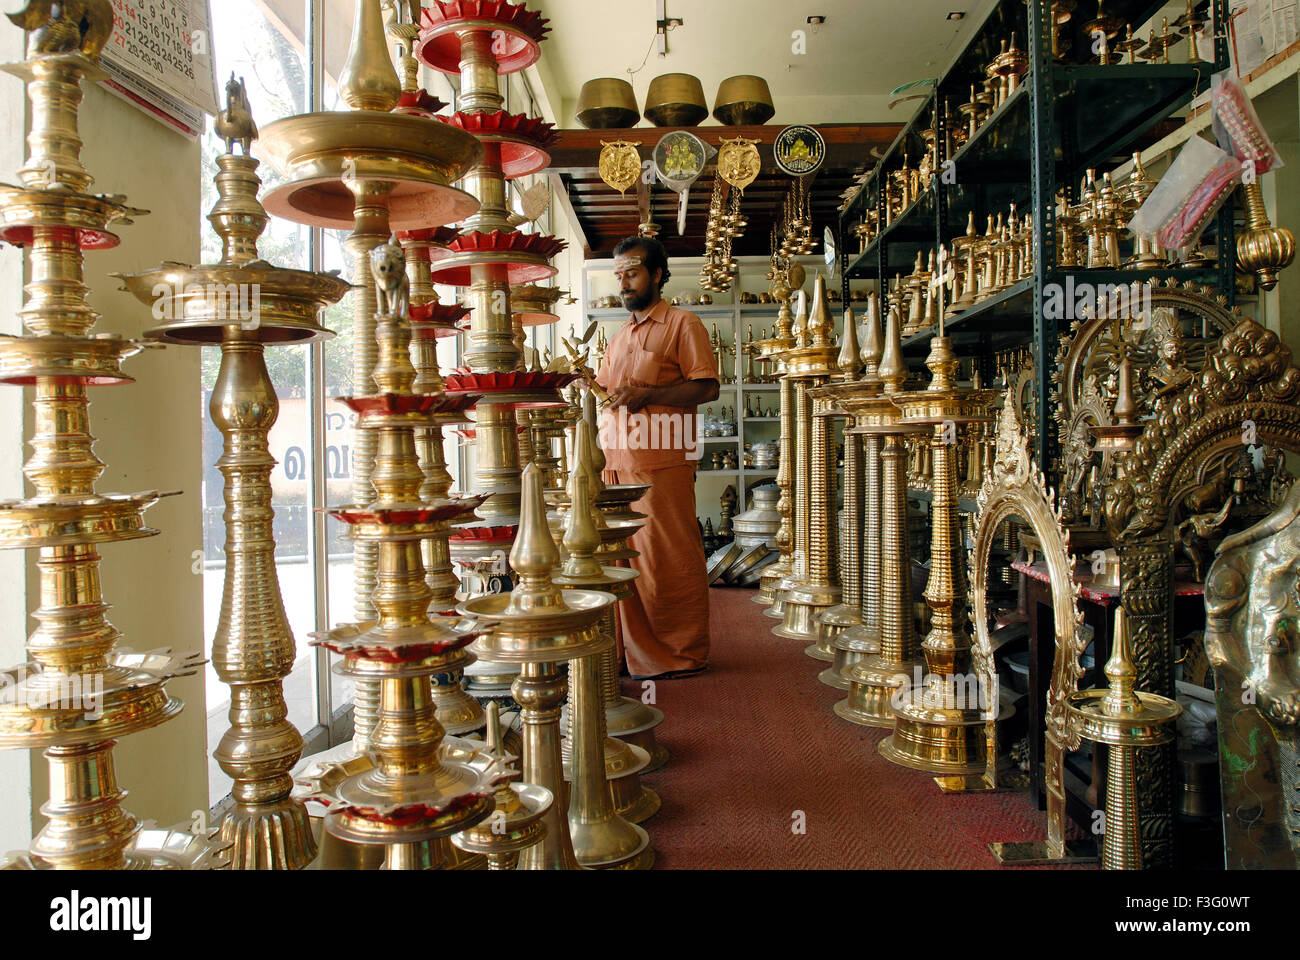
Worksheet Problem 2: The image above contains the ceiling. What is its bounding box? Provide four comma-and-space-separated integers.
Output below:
529, 0, 1004, 127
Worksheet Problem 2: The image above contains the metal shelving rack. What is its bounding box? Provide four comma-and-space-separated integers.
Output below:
838, 0, 1234, 471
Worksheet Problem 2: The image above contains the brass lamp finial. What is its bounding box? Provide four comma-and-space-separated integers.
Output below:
808, 272, 834, 347
1101, 606, 1141, 716
837, 306, 863, 380
507, 464, 564, 613
878, 304, 908, 394
339, 0, 403, 112
860, 291, 883, 380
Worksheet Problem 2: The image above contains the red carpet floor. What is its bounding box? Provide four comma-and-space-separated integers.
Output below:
629, 585, 1068, 870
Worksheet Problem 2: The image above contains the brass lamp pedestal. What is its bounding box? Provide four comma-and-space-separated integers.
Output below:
460, 465, 616, 870
836, 307, 924, 727
879, 333, 1008, 775
774, 275, 841, 645
0, 15, 227, 871
120, 110, 349, 869
755, 280, 798, 607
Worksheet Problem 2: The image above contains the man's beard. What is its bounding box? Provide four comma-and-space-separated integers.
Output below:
620, 287, 656, 312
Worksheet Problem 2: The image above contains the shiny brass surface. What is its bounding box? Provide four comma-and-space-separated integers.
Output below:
1236, 180, 1295, 291
713, 75, 775, 126
776, 276, 843, 643
0, 15, 228, 871
450, 703, 550, 869
120, 109, 347, 868
643, 72, 708, 126
879, 328, 1006, 772
460, 466, 615, 869
552, 430, 654, 862
836, 306, 923, 726
972, 392, 1092, 860
575, 78, 640, 129
1066, 607, 1180, 869
1205, 481, 1300, 868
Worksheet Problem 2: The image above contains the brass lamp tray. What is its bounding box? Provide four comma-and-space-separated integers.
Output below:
4, 822, 232, 871
255, 111, 483, 230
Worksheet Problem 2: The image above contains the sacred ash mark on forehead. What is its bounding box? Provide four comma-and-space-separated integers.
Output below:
613, 254, 645, 270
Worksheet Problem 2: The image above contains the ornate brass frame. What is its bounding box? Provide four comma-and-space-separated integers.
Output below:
1106, 316, 1300, 868
971, 391, 1094, 864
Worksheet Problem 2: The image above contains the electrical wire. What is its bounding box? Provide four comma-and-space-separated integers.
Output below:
626, 20, 678, 79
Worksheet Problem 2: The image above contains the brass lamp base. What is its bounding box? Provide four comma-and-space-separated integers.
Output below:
773, 582, 839, 643
605, 700, 669, 773
834, 656, 921, 728
764, 574, 798, 619
819, 622, 878, 691
878, 694, 1013, 776
219, 797, 318, 872
754, 559, 790, 606
810, 601, 857, 662
988, 839, 1098, 865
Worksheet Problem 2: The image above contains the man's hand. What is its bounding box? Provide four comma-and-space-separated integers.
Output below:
608, 384, 657, 412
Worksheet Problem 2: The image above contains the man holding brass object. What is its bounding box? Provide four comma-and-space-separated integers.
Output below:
595, 236, 720, 678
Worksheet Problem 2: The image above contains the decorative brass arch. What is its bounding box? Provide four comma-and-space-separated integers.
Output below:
1104, 316, 1300, 868
970, 390, 1087, 861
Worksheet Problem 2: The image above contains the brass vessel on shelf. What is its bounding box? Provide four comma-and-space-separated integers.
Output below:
644, 72, 709, 126
576, 77, 640, 128
713, 75, 775, 126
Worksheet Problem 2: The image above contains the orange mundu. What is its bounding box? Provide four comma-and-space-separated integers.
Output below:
596, 297, 718, 675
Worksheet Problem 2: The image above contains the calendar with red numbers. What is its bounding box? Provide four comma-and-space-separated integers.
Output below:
99, 0, 219, 137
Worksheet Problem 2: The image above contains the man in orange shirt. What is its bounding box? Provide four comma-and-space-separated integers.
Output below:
594, 236, 719, 679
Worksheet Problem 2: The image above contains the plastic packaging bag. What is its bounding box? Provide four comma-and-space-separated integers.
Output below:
1128, 135, 1240, 254
1212, 69, 1283, 174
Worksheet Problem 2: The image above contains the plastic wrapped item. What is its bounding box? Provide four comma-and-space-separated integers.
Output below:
1211, 69, 1283, 174
1128, 135, 1240, 255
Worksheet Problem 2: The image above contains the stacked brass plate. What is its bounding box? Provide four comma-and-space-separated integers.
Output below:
552, 429, 653, 868
576, 77, 640, 129
258, 0, 484, 754
644, 73, 709, 126
836, 306, 926, 727
118, 84, 349, 870
879, 319, 1009, 775
773, 275, 841, 649
0, 9, 228, 871
459, 464, 616, 869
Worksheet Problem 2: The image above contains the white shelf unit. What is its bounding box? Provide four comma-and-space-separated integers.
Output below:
580, 254, 877, 527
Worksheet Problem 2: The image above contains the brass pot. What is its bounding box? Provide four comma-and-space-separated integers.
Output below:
713, 75, 775, 126
576, 77, 640, 129
644, 73, 709, 127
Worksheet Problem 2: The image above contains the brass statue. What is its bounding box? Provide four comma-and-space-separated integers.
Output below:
1205, 481, 1300, 868
214, 74, 258, 156
7, 0, 113, 58
369, 234, 410, 320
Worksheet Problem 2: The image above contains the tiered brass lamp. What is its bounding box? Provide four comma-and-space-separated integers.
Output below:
773, 275, 841, 649
879, 311, 1008, 776
460, 464, 616, 870
754, 264, 801, 608
118, 90, 349, 869
835, 305, 925, 726
257, 0, 484, 753
553, 431, 653, 868
416, 0, 573, 708
810, 307, 864, 679
296, 236, 510, 870
0, 11, 228, 870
